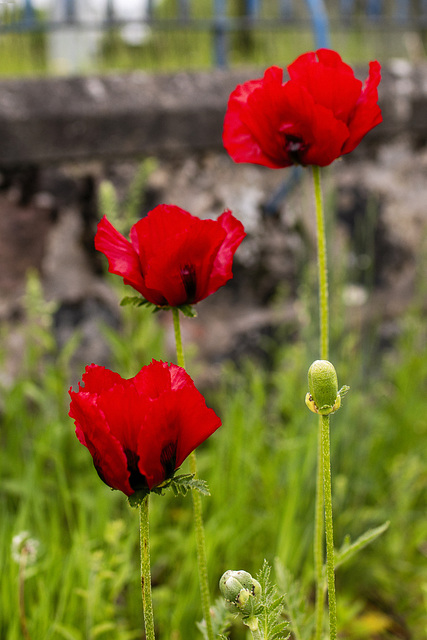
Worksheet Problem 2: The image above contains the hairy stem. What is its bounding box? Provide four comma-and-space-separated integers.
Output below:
172, 307, 214, 640
18, 552, 32, 640
321, 414, 337, 640
312, 165, 329, 640
139, 495, 156, 640
312, 165, 329, 361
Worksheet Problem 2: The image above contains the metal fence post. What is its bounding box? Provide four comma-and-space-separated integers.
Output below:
305, 0, 330, 48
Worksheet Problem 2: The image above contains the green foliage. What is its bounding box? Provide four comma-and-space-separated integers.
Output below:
128, 474, 210, 508
255, 561, 289, 640
120, 296, 198, 318
0, 269, 426, 639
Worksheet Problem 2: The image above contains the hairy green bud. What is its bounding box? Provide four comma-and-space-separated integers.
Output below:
219, 570, 262, 616
305, 360, 349, 416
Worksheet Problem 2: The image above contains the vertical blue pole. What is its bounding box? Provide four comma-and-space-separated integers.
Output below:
213, 0, 227, 68
246, 0, 259, 18
305, 0, 330, 49
23, 0, 35, 25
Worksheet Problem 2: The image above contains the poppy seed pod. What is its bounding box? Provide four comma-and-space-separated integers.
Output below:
306, 360, 341, 415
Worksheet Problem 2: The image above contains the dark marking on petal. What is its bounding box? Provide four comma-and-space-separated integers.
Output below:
124, 448, 149, 493
160, 441, 177, 480
180, 264, 197, 302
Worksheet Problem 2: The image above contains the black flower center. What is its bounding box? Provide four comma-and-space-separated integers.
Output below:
284, 134, 308, 165
180, 264, 197, 302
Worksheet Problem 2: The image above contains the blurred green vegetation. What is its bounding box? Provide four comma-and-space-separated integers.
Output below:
0, 257, 426, 639
0, 0, 425, 77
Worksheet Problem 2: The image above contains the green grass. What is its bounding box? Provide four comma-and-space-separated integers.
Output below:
0, 266, 426, 639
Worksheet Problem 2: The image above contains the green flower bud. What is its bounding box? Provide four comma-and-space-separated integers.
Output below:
306, 360, 348, 416
219, 570, 262, 616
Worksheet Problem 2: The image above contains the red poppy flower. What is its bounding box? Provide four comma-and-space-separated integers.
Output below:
95, 205, 245, 307
223, 49, 382, 168
69, 360, 221, 496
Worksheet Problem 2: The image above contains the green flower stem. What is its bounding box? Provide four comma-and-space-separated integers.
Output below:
321, 414, 337, 640
139, 495, 156, 640
172, 307, 186, 369
245, 617, 263, 640
312, 165, 329, 361
171, 307, 214, 640
311, 165, 330, 640
313, 414, 325, 640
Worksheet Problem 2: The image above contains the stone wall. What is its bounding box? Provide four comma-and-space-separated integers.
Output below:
0, 61, 426, 378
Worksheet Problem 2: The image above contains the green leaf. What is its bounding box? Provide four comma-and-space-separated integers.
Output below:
334, 521, 390, 570
120, 295, 155, 310
164, 473, 210, 497
177, 304, 198, 318
119, 296, 197, 317
254, 560, 289, 640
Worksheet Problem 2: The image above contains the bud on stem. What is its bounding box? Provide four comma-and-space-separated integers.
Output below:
219, 569, 261, 618
305, 360, 349, 416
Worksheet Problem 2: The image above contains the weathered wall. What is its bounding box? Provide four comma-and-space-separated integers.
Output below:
0, 61, 426, 379
0, 60, 425, 165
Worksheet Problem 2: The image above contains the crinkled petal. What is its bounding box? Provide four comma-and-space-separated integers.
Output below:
342, 60, 382, 155
207, 210, 246, 295
69, 389, 133, 495
136, 386, 221, 489
223, 67, 293, 168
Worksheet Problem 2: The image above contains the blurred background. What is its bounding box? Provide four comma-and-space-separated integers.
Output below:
1, 0, 427, 74
1, 2, 426, 640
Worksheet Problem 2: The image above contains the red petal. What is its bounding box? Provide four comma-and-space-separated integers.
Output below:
342, 60, 382, 155
207, 210, 246, 295
95, 216, 146, 295
78, 363, 123, 395
288, 49, 363, 123
223, 67, 292, 168
133, 360, 173, 399
69, 389, 133, 495
136, 386, 221, 489
131, 205, 227, 305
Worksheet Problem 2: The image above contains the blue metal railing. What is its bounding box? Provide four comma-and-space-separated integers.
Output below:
1, 0, 427, 68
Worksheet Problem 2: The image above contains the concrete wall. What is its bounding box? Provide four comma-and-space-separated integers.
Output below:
0, 60, 425, 165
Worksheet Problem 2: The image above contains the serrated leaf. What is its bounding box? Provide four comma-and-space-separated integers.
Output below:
120, 295, 152, 308
168, 473, 210, 497
120, 296, 197, 317
334, 521, 390, 569
255, 560, 289, 640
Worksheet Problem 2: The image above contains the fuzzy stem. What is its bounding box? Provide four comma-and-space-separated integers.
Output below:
245, 616, 263, 640
321, 414, 337, 640
171, 307, 214, 640
311, 165, 330, 640
313, 414, 325, 640
18, 552, 32, 640
312, 165, 329, 361
139, 496, 156, 640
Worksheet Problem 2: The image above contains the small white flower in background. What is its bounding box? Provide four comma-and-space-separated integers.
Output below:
11, 531, 40, 565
